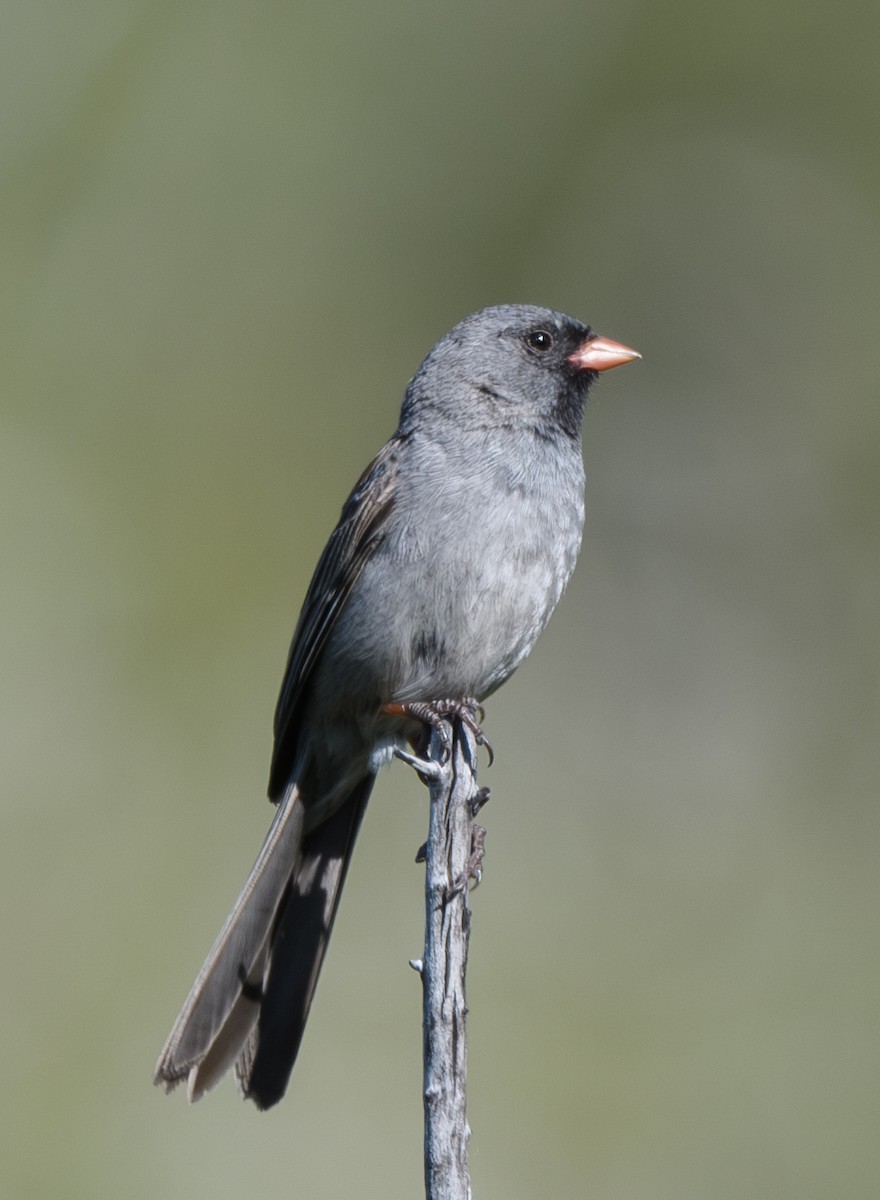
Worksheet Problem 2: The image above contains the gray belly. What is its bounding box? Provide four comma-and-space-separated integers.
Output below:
318, 448, 585, 709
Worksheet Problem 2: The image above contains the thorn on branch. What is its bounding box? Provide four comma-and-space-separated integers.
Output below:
394, 745, 442, 782
471, 786, 490, 816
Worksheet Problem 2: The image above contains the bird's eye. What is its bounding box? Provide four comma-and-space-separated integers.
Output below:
526, 329, 554, 353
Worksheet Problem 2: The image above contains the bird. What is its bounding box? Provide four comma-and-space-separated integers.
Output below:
154, 303, 639, 1110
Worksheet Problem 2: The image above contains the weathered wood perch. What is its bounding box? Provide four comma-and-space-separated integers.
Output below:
400, 718, 487, 1200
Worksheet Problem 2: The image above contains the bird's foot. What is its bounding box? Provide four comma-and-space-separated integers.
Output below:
381, 697, 494, 765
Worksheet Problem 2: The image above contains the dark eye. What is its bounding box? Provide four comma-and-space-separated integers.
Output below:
526, 329, 554, 353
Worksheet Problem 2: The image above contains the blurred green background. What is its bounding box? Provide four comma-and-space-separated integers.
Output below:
3, 1, 878, 1197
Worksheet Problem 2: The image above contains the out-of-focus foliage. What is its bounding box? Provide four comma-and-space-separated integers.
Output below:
2, 2, 878, 1197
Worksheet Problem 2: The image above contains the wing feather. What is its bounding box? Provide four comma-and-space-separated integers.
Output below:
268, 434, 403, 796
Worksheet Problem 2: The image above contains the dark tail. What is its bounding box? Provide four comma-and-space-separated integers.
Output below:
155, 775, 373, 1107
241, 776, 373, 1109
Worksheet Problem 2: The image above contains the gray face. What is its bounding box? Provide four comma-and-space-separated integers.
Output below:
401, 304, 595, 439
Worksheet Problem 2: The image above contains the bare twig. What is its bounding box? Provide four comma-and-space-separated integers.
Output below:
401, 719, 483, 1200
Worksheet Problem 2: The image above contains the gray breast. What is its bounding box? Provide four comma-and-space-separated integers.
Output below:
333, 427, 585, 704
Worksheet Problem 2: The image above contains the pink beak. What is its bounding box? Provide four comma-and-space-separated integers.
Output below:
567, 333, 641, 373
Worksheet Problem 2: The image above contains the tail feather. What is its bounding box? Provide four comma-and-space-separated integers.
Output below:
154, 774, 374, 1108
242, 776, 374, 1109
154, 782, 305, 1096
186, 945, 269, 1101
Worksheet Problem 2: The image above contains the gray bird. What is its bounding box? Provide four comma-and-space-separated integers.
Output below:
154, 304, 639, 1109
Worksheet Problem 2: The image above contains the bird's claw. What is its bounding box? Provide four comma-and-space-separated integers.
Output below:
381, 697, 494, 765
